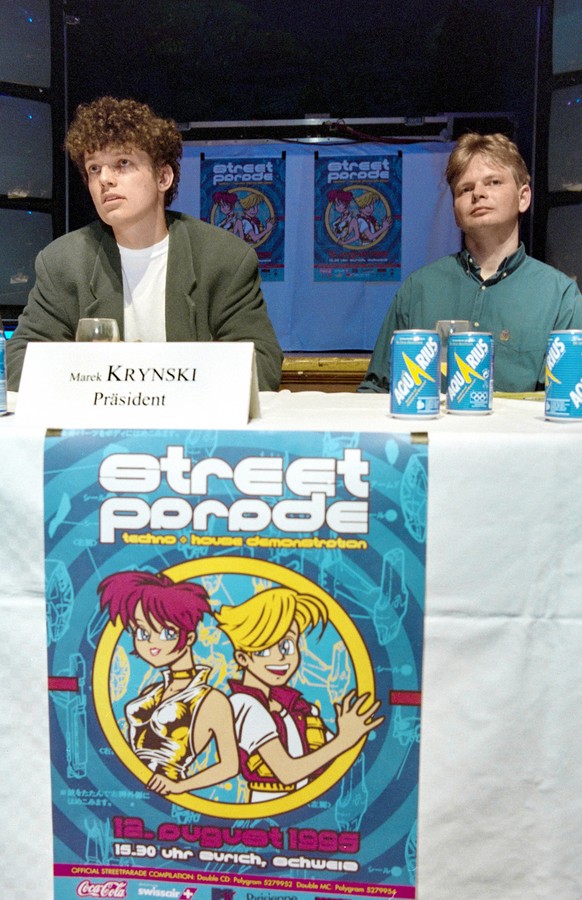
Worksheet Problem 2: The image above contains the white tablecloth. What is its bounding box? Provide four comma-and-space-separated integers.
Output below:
2, 391, 582, 899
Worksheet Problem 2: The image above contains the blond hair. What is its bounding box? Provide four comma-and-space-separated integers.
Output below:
215, 588, 328, 654
355, 191, 376, 209
239, 193, 261, 211
446, 132, 530, 194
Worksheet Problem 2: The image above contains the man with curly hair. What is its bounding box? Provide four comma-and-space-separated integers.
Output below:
6, 96, 282, 391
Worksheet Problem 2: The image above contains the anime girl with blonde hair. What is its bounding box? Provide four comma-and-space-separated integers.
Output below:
352, 190, 392, 244
215, 587, 383, 802
239, 192, 274, 243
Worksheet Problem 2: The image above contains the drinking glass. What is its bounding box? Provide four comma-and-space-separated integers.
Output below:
75, 318, 120, 342
435, 319, 471, 383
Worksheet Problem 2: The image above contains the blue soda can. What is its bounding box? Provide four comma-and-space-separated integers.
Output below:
0, 328, 7, 416
544, 330, 582, 421
390, 330, 441, 418
446, 332, 493, 414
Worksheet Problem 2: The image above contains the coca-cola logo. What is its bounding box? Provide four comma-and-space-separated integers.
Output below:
76, 880, 128, 898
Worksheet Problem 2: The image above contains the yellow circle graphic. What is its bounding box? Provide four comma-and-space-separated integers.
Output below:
325, 183, 391, 250
211, 188, 275, 249
93, 556, 376, 820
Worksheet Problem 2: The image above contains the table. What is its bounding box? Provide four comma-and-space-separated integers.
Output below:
281, 354, 370, 392
2, 391, 582, 899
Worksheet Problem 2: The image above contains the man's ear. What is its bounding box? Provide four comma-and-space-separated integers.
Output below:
186, 630, 196, 647
235, 650, 250, 669
158, 164, 174, 195
518, 183, 532, 215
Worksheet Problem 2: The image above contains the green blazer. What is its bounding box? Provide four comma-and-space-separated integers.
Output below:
7, 211, 282, 391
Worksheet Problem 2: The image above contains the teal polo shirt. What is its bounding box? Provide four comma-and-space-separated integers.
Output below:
359, 243, 582, 393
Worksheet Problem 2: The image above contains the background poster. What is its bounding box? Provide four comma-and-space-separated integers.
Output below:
43, 428, 427, 900
200, 155, 286, 281
314, 154, 402, 282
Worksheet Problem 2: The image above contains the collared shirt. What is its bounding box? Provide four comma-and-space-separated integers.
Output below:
358, 243, 582, 393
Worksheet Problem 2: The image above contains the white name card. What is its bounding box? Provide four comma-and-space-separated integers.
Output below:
16, 341, 260, 429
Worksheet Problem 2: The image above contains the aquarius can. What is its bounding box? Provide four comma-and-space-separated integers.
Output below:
390, 329, 441, 418
0, 326, 7, 416
446, 332, 493, 414
544, 330, 582, 421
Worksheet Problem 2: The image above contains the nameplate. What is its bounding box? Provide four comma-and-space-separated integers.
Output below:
16, 342, 260, 428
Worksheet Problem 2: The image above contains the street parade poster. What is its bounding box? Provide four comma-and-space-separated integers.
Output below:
200, 156, 286, 281
314, 155, 402, 282
43, 427, 427, 900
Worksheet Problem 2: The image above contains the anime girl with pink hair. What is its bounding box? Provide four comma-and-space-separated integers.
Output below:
327, 189, 357, 243
98, 570, 238, 796
212, 190, 244, 240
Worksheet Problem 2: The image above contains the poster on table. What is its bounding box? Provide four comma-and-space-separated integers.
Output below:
43, 427, 427, 900
314, 154, 402, 282
200, 155, 286, 281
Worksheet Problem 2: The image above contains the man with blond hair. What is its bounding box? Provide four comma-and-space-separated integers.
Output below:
359, 133, 582, 393
7, 96, 282, 392
216, 587, 383, 802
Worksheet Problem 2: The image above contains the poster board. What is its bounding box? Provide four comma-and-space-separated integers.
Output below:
44, 428, 427, 899
176, 141, 460, 351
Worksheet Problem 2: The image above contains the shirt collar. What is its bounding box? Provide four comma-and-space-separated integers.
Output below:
228, 678, 305, 711
460, 242, 526, 284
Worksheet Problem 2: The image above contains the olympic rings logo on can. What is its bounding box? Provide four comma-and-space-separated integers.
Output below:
446, 332, 493, 415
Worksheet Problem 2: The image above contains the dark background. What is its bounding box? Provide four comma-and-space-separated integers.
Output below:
63, 0, 541, 229
64, 0, 538, 122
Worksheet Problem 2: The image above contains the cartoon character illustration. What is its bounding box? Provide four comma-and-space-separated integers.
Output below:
215, 587, 383, 802
239, 192, 275, 243
351, 191, 391, 244
212, 191, 244, 240
327, 189, 358, 243
98, 571, 239, 796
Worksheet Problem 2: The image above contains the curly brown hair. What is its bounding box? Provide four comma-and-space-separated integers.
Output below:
65, 96, 182, 206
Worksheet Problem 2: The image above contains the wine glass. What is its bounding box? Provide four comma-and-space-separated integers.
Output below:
435, 319, 471, 385
75, 318, 120, 342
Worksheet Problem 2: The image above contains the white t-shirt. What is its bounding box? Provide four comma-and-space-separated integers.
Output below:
230, 692, 309, 802
118, 235, 168, 342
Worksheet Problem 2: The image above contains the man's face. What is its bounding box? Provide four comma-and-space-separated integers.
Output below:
236, 621, 301, 691
452, 154, 531, 237
84, 146, 173, 234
